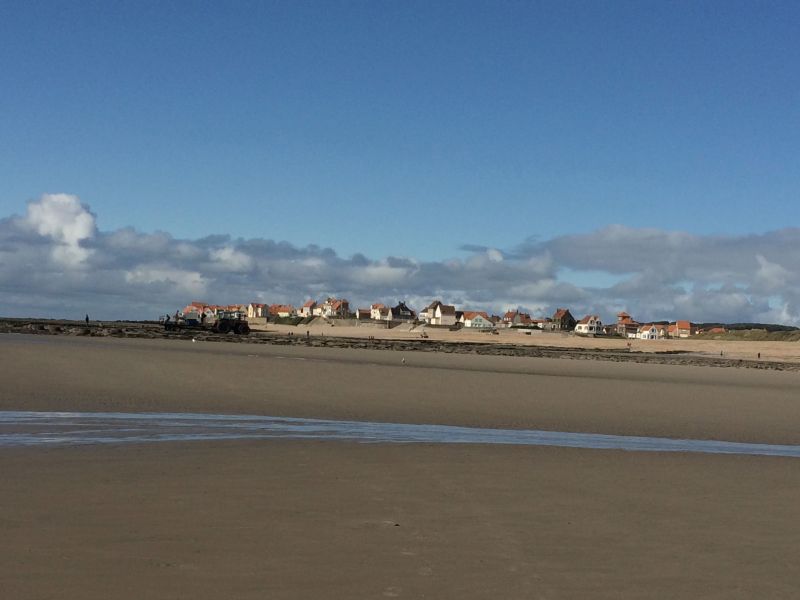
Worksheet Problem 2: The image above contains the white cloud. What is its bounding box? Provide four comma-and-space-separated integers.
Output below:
209, 246, 254, 272
20, 193, 96, 266
2, 194, 800, 324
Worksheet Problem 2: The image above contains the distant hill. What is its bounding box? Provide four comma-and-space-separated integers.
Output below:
695, 326, 800, 342
699, 322, 799, 333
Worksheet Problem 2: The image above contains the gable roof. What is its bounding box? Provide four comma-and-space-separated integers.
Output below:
426, 300, 443, 311
553, 308, 572, 320
464, 311, 490, 320
392, 301, 415, 315
269, 304, 294, 314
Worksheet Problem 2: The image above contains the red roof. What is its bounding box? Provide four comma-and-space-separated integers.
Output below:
464, 311, 490, 320
577, 315, 600, 325
302, 300, 316, 308
269, 304, 294, 315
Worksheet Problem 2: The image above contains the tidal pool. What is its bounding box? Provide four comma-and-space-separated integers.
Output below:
2, 411, 799, 458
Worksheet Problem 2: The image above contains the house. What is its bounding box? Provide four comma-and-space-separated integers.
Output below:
462, 311, 494, 329
502, 310, 533, 326
423, 301, 457, 326
575, 315, 602, 335
247, 303, 267, 319
418, 301, 438, 323
321, 297, 350, 318
637, 324, 660, 340
268, 304, 295, 318
672, 320, 695, 338
616, 312, 641, 338
419, 301, 439, 324
391, 301, 415, 321
299, 300, 317, 318
552, 308, 577, 331
370, 303, 387, 321
434, 303, 457, 326
355, 308, 371, 320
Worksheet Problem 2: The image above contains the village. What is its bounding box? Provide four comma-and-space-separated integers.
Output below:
177, 299, 727, 339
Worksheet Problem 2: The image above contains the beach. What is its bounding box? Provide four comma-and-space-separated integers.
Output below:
2, 334, 800, 598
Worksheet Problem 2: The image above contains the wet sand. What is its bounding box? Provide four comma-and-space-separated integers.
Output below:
2, 334, 800, 598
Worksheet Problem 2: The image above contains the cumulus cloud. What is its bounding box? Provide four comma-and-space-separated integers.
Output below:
2, 194, 800, 325
18, 193, 96, 266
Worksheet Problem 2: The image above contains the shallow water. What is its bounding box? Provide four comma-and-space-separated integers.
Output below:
1, 411, 799, 457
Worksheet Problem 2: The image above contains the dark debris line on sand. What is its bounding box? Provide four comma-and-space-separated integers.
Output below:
1, 318, 797, 372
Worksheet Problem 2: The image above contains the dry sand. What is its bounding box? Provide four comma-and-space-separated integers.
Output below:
266, 321, 800, 364
2, 334, 800, 598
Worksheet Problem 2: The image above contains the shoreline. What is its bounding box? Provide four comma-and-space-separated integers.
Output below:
4, 333, 800, 445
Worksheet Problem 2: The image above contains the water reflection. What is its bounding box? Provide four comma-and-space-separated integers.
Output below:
1, 411, 799, 458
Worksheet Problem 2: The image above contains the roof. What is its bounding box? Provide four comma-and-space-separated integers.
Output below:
553, 308, 571, 319
676, 320, 692, 329
464, 311, 490, 320
269, 304, 294, 314
302, 299, 316, 308
371, 303, 386, 310
392, 302, 415, 315
439, 304, 456, 316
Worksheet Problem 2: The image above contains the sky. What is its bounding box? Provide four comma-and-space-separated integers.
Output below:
1, 1, 799, 323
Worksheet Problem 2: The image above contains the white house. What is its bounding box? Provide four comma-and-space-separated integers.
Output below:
575, 315, 602, 335
299, 300, 317, 317
637, 324, 660, 340
247, 303, 267, 319
321, 297, 350, 318
430, 302, 457, 326
462, 311, 494, 329
370, 303, 387, 321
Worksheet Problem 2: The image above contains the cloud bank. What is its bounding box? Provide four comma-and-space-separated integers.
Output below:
1, 194, 799, 324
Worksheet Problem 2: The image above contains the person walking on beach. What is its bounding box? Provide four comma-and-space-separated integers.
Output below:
85, 314, 89, 325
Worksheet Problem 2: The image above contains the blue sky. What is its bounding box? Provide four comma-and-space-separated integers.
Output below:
2, 1, 799, 322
